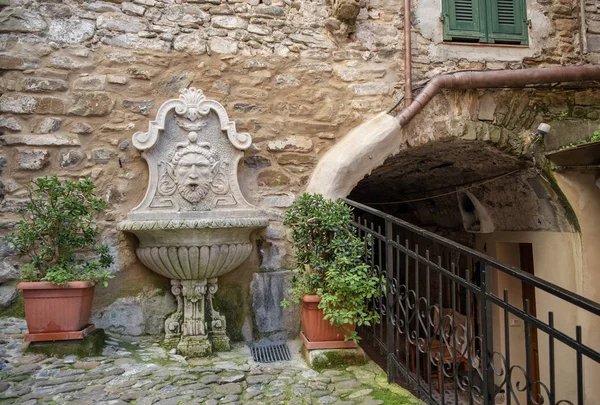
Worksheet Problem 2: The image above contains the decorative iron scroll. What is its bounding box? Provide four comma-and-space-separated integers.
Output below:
344, 198, 598, 405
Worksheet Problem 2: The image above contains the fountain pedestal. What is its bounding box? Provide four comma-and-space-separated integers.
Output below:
118, 88, 268, 356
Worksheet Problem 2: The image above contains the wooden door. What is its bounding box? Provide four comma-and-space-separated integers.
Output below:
519, 243, 541, 402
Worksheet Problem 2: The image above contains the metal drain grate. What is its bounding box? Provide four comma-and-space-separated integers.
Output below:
250, 342, 291, 363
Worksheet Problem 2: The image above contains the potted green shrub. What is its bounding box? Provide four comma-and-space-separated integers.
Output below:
281, 193, 382, 348
4, 176, 113, 341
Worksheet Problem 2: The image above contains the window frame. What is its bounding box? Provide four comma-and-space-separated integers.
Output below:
442, 0, 529, 46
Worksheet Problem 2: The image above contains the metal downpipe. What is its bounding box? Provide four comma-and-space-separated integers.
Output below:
396, 65, 600, 127
404, 0, 412, 107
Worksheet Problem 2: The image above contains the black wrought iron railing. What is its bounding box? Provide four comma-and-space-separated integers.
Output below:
343, 198, 600, 405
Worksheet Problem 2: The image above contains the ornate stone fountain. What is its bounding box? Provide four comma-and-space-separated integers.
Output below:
118, 88, 269, 356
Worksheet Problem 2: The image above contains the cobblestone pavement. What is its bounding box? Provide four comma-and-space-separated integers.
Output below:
0, 318, 420, 405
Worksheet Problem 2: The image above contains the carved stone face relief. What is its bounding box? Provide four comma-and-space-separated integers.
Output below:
157, 131, 229, 208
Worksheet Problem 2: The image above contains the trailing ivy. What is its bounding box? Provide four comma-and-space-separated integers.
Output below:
281, 193, 382, 342
4, 176, 114, 286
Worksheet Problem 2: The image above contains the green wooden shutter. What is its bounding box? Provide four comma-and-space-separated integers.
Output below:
442, 0, 487, 42
486, 0, 528, 44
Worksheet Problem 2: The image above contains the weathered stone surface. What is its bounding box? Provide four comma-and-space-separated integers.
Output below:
0, 258, 18, 284
123, 100, 154, 115
17, 149, 49, 170
252, 271, 299, 335
164, 5, 210, 25
91, 289, 176, 335
267, 136, 313, 152
208, 37, 238, 54
21, 77, 68, 93
103, 33, 171, 52
212, 16, 248, 30
93, 149, 114, 164
258, 170, 290, 186
243, 155, 271, 169
0, 284, 17, 308
277, 153, 316, 165
478, 94, 496, 121
71, 122, 93, 134
290, 33, 336, 49
247, 24, 271, 35
32, 117, 62, 134
0, 117, 21, 131
48, 19, 96, 43
349, 83, 390, 96
173, 33, 207, 55
73, 76, 107, 91
97, 13, 146, 32
0, 8, 47, 33
60, 150, 85, 168
1, 134, 80, 146
48, 55, 93, 70
122, 2, 145, 16
69, 92, 115, 116
0, 95, 37, 114
334, 67, 387, 82
85, 2, 122, 13
107, 75, 129, 85
0, 55, 38, 70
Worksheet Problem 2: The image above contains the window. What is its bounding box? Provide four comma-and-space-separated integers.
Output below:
442, 0, 528, 45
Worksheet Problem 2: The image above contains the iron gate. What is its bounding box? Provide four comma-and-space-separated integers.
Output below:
344, 198, 600, 405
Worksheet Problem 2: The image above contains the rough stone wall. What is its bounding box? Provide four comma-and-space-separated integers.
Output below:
584, 0, 600, 55
0, 0, 597, 337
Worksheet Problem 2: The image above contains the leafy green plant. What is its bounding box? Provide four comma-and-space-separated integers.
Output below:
592, 128, 600, 143
4, 176, 114, 286
281, 193, 382, 342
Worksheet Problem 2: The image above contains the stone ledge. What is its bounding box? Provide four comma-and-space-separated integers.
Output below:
0, 134, 81, 146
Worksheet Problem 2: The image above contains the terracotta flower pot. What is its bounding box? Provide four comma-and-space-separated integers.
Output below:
17, 281, 95, 337
301, 295, 357, 349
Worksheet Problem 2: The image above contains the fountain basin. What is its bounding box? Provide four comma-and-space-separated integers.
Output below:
118, 217, 268, 280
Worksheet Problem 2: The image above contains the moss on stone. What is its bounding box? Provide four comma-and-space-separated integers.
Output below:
25, 329, 106, 358
370, 386, 421, 404
213, 282, 248, 342
307, 348, 367, 371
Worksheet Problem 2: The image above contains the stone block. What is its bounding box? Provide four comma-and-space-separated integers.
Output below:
173, 32, 207, 55
267, 136, 313, 152
2, 134, 80, 146
85, 2, 121, 12
48, 55, 93, 70
301, 346, 367, 370
0, 95, 37, 114
277, 153, 317, 166
349, 83, 390, 96
478, 93, 497, 121
17, 149, 49, 170
212, 15, 248, 30
261, 192, 295, 208
0, 55, 38, 70
0, 258, 18, 284
69, 92, 115, 116
0, 117, 21, 131
73, 75, 107, 91
243, 155, 271, 168
122, 99, 155, 115
252, 271, 299, 335
0, 8, 47, 33
122, 2, 145, 16
96, 12, 146, 32
21, 77, 68, 92
32, 117, 62, 134
164, 5, 210, 25
35, 97, 67, 115
60, 150, 85, 168
107, 75, 129, 84
208, 37, 239, 54
248, 24, 271, 35
258, 170, 290, 187
0, 284, 18, 308
48, 19, 95, 43
334, 67, 387, 82
71, 122, 93, 134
